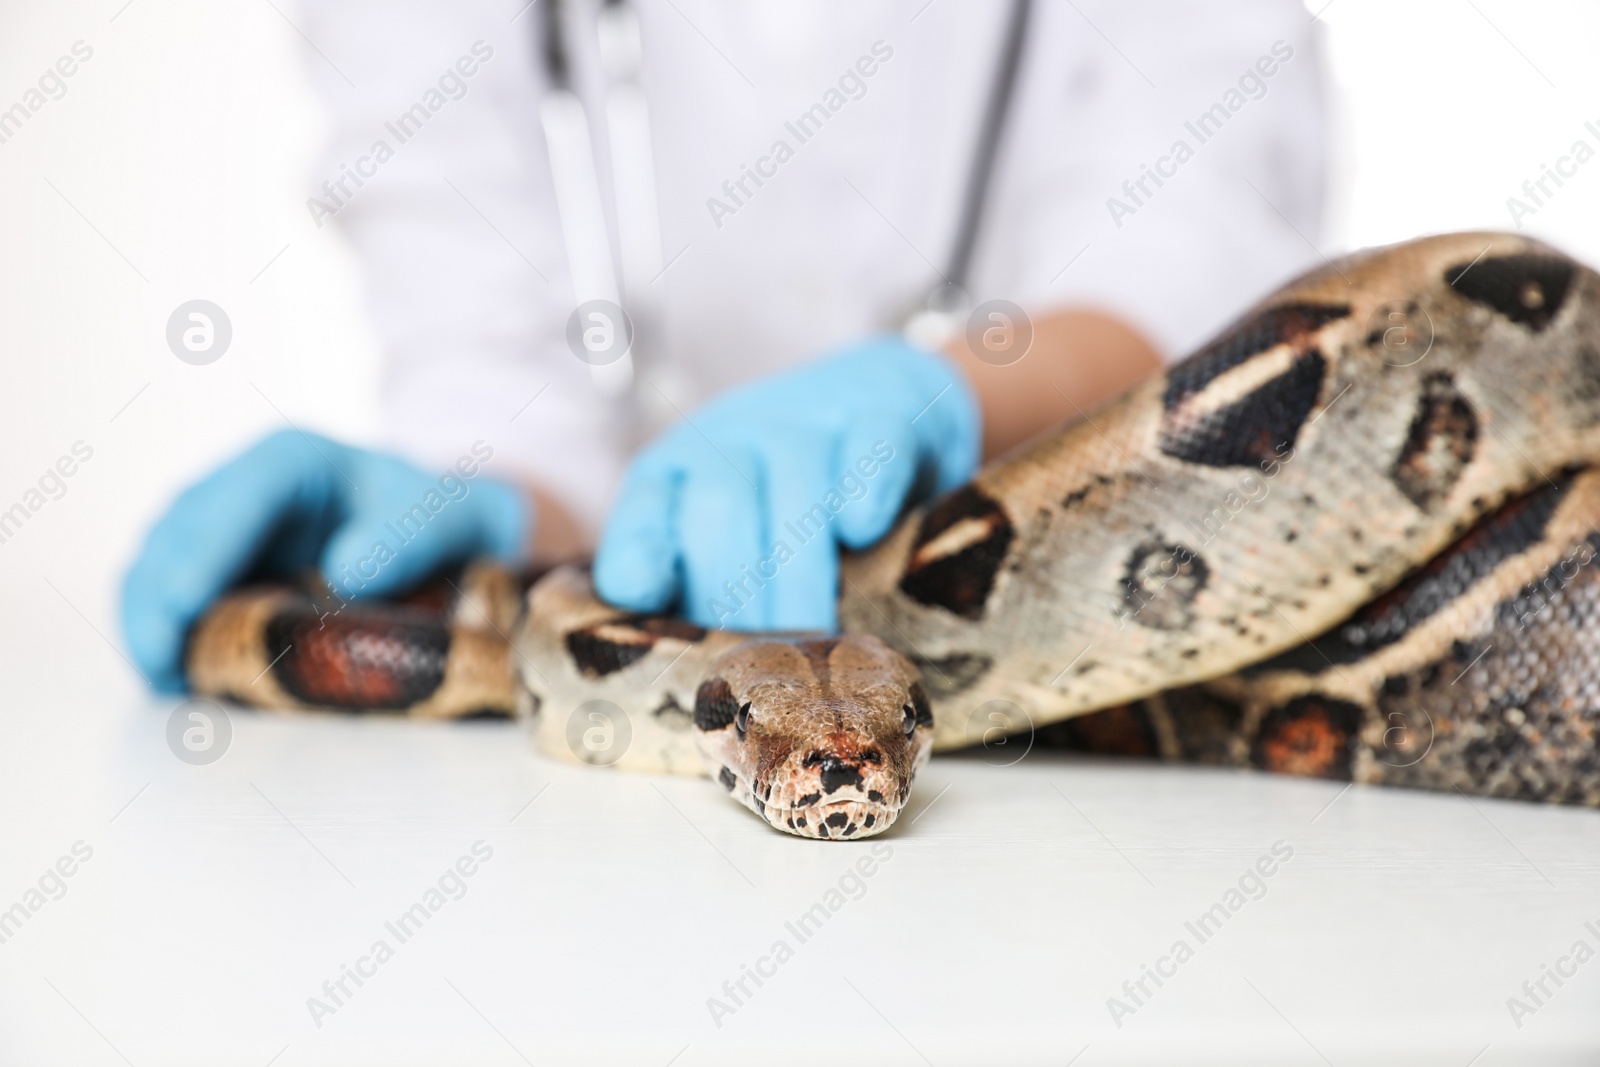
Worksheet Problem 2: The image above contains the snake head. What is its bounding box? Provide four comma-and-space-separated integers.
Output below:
693, 635, 934, 839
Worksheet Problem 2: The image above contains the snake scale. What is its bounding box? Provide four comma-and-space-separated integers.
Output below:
188, 232, 1600, 838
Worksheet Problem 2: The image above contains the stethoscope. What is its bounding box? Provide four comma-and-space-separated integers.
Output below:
536, 0, 1032, 424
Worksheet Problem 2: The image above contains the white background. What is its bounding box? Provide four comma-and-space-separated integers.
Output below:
1, 1, 1598, 1063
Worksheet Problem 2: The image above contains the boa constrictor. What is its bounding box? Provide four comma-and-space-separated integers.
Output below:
188, 232, 1600, 839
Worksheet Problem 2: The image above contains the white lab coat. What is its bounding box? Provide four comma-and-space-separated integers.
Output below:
299, 0, 1326, 532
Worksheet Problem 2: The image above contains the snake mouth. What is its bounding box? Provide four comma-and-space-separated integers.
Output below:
769, 797, 898, 840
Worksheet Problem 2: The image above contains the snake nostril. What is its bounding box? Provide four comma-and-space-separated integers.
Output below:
818, 756, 864, 794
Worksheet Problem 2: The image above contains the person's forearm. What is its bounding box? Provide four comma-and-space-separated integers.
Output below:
945, 307, 1163, 460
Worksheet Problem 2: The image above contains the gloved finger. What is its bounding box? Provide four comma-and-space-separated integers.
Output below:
594, 456, 682, 613
757, 439, 840, 631
318, 476, 530, 600
911, 367, 982, 492
834, 416, 918, 549
677, 454, 766, 630
318, 505, 461, 600
119, 430, 339, 690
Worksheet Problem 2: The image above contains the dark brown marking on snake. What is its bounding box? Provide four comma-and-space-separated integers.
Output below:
1446, 253, 1574, 332
898, 485, 1015, 620
719, 766, 737, 791
1160, 349, 1328, 468
1363, 300, 1425, 349
1254, 476, 1572, 672
565, 625, 650, 676
795, 791, 821, 808
1121, 541, 1209, 631
1062, 473, 1116, 509
694, 676, 739, 731
1252, 695, 1362, 779
1390, 373, 1478, 511
266, 604, 450, 710
1038, 703, 1158, 757
1163, 302, 1350, 409
1164, 687, 1246, 764
907, 681, 933, 727
565, 615, 709, 678
651, 693, 692, 729
908, 652, 992, 696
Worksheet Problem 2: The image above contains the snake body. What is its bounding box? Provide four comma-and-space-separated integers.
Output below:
188, 232, 1600, 835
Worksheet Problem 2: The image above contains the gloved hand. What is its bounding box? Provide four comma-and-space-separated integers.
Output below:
121, 429, 528, 692
595, 335, 979, 631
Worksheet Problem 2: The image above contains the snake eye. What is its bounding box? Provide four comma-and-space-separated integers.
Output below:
902, 704, 917, 737
735, 702, 752, 738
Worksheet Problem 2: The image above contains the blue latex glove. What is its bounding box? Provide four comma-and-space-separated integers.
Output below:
595, 335, 979, 631
121, 429, 528, 692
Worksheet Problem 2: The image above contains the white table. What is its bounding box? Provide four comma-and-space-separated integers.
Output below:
2, 591, 1597, 1067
